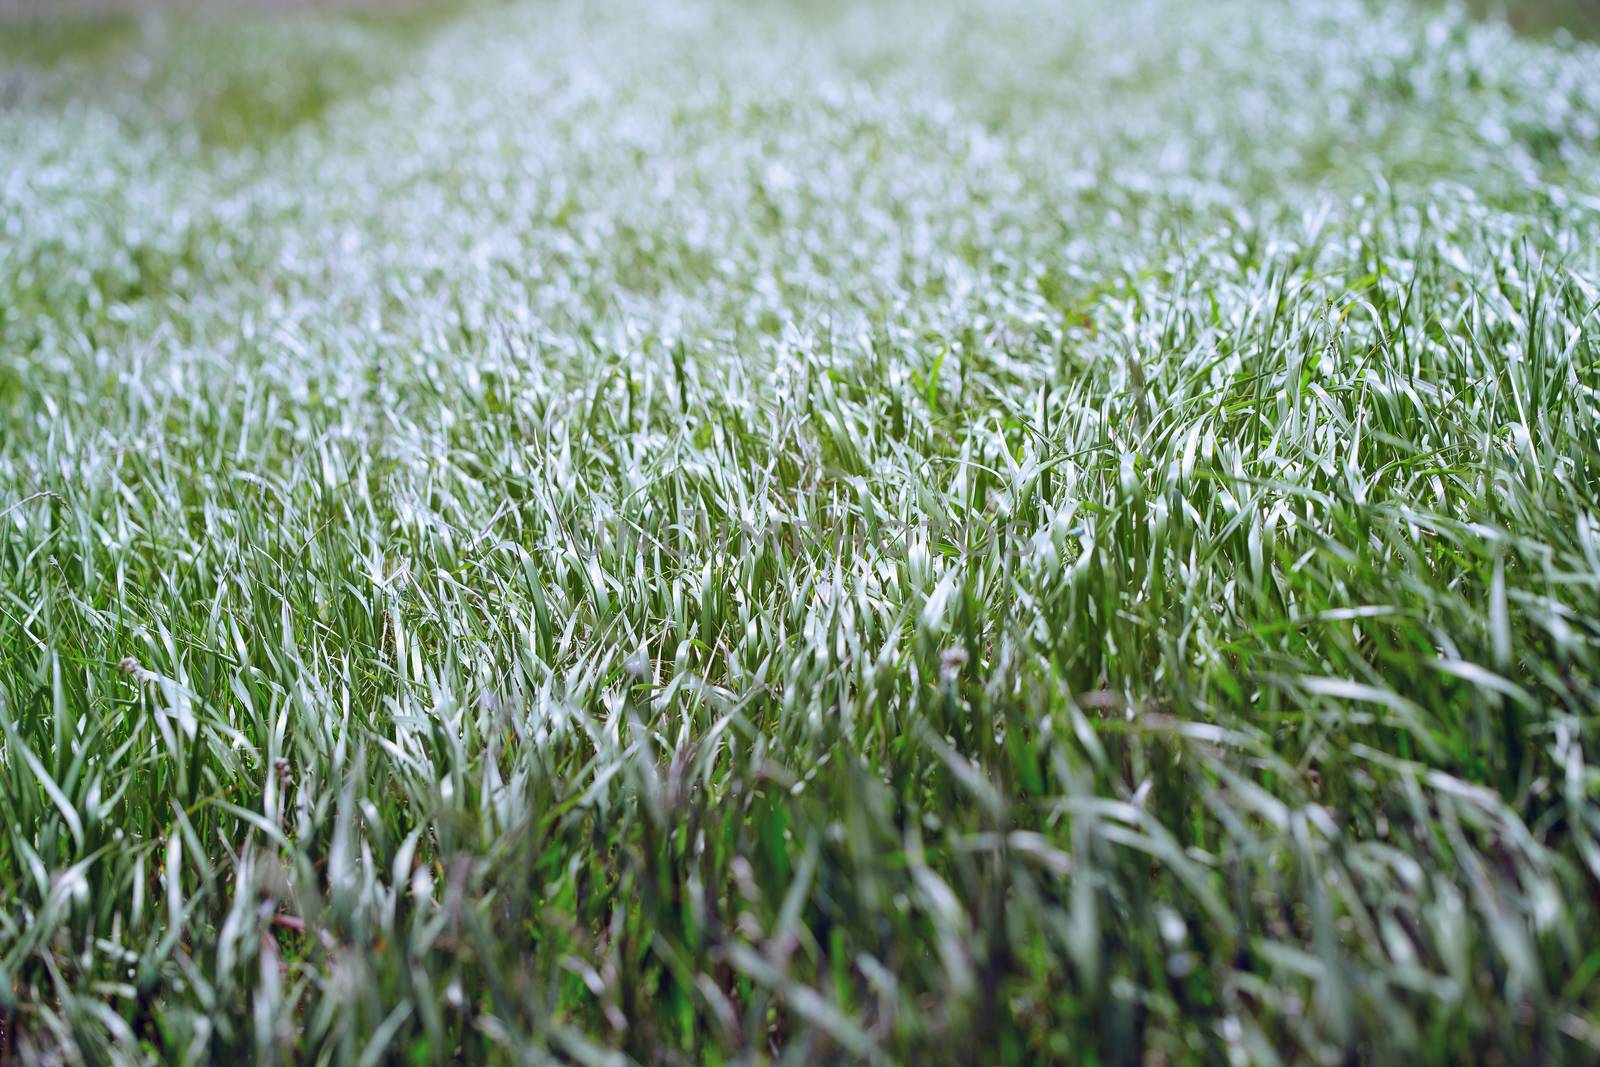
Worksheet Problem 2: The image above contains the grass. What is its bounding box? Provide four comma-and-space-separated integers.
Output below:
0, 2, 466, 147
1468, 0, 1600, 37
3, 0, 1600, 1062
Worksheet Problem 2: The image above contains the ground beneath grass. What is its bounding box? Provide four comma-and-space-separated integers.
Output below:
3, 1, 1600, 1063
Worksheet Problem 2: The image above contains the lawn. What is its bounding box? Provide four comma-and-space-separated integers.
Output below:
3, 0, 1600, 1062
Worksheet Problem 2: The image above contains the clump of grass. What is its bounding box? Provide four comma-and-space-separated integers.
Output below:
2, 0, 1600, 1063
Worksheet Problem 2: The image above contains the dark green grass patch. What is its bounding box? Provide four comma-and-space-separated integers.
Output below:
1, 1, 468, 147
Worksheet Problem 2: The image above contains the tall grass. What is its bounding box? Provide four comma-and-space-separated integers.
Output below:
3, 0, 1600, 1062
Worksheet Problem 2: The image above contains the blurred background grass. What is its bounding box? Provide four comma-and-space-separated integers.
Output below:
1, 0, 1595, 150
0, 1, 471, 148
1468, 0, 1600, 35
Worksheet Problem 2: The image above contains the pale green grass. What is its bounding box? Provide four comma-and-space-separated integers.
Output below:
3, 0, 1600, 1063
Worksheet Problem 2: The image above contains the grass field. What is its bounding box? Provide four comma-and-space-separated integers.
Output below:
4, 0, 1600, 1062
